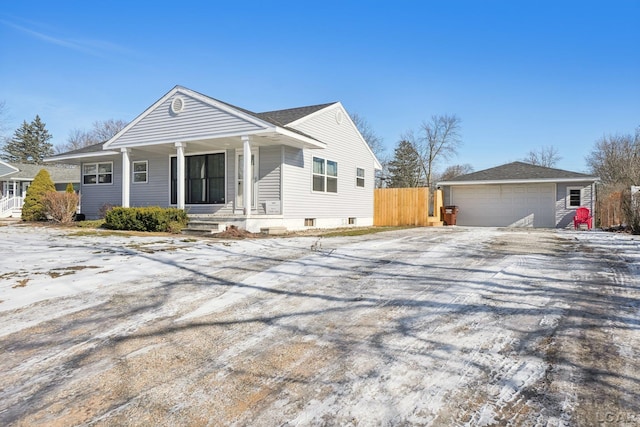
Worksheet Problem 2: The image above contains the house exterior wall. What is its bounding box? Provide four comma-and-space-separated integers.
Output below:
282, 106, 376, 228
80, 157, 122, 219
555, 182, 595, 228
257, 145, 282, 215
130, 151, 170, 207
111, 95, 265, 147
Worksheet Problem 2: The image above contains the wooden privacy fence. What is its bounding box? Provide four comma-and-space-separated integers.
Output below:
374, 188, 443, 227
597, 191, 623, 228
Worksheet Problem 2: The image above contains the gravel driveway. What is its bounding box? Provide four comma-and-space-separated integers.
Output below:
1, 225, 639, 426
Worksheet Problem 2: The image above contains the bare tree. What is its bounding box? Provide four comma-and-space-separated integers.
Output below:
439, 163, 474, 181
587, 128, 640, 231
411, 114, 462, 188
349, 112, 384, 158
63, 129, 96, 152
91, 119, 127, 142
586, 130, 640, 186
57, 119, 127, 153
350, 112, 389, 188
523, 146, 561, 167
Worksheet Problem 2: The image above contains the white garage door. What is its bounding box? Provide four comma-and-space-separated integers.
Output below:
451, 184, 556, 227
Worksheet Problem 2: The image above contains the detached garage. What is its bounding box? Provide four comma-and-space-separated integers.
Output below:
438, 162, 599, 228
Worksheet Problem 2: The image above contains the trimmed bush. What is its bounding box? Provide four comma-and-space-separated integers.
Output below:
104, 207, 188, 232
42, 191, 80, 224
22, 169, 56, 221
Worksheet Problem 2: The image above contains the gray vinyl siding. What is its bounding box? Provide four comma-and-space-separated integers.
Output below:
555, 182, 595, 228
258, 146, 281, 215
79, 157, 122, 219
283, 106, 376, 219
130, 152, 170, 207
112, 95, 266, 147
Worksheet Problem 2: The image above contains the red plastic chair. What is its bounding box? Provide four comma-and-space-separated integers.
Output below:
573, 207, 593, 230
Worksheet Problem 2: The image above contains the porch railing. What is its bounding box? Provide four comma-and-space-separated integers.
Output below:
0, 196, 24, 218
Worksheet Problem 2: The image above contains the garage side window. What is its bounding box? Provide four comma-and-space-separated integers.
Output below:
566, 187, 582, 208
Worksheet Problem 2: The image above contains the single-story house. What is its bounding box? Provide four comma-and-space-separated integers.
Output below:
437, 161, 599, 228
0, 160, 80, 217
46, 85, 381, 232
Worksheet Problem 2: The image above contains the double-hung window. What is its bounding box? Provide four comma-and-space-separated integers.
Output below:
356, 168, 365, 188
313, 157, 338, 193
132, 161, 148, 183
566, 187, 582, 208
83, 162, 112, 185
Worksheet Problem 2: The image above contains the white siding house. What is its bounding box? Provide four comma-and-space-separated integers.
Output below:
46, 86, 381, 232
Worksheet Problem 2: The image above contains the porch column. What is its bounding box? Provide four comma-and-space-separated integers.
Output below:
121, 148, 131, 208
175, 142, 186, 210
12, 180, 16, 198
242, 135, 251, 217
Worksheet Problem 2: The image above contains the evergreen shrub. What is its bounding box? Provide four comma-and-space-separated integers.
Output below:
22, 169, 56, 221
104, 207, 188, 232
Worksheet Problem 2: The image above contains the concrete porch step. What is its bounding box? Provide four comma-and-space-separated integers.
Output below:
182, 219, 223, 235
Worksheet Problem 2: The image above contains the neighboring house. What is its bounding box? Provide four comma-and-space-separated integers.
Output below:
46, 86, 381, 232
437, 161, 599, 228
0, 160, 80, 218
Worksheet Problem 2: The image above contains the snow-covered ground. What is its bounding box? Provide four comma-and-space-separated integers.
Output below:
0, 224, 639, 426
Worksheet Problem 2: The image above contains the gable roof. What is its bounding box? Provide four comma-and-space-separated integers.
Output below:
44, 141, 118, 163
439, 161, 598, 185
101, 86, 326, 150
256, 103, 337, 126
180, 88, 332, 144
0, 160, 19, 178
2, 162, 79, 183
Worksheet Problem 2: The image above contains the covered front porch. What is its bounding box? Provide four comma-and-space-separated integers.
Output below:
115, 129, 319, 218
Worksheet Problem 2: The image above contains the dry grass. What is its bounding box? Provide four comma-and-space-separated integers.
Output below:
12, 278, 29, 288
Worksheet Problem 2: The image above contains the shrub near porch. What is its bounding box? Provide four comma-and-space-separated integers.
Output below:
104, 207, 188, 233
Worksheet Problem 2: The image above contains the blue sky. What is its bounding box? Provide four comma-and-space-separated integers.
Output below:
1, 1, 638, 173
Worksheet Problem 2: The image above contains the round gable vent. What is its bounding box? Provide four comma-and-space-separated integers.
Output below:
171, 96, 185, 114
335, 109, 343, 124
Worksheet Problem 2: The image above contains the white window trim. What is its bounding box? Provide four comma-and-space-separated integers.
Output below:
356, 167, 365, 188
132, 160, 148, 184
566, 186, 583, 209
312, 156, 338, 194
82, 161, 113, 186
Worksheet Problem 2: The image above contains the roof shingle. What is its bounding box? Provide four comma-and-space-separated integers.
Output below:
443, 161, 597, 182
